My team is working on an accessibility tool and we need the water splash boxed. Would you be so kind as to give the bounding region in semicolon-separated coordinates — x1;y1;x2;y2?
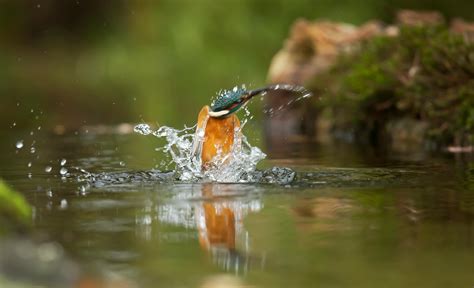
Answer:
267;83;312;96
16;140;24;149
59;167;68;176
134;121;265;182
262;84;313;116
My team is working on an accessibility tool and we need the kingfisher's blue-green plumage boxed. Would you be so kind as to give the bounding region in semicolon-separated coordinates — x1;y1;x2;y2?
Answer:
209;86;269;118
211;87;247;112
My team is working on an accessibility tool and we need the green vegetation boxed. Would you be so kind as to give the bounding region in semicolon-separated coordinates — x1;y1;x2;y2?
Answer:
311;25;474;146
0;180;31;234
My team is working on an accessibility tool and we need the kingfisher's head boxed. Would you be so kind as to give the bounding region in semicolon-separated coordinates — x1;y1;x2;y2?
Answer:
208;86;267;118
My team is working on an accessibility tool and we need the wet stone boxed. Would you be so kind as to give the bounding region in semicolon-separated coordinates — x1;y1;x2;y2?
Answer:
259;167;296;185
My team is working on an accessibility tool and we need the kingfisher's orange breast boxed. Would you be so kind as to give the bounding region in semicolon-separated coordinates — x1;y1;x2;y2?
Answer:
196;106;240;167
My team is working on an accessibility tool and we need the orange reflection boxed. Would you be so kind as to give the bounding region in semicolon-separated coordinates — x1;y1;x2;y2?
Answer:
197;184;236;251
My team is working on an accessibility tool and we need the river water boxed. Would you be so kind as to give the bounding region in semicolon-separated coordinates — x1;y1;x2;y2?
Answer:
0;126;473;287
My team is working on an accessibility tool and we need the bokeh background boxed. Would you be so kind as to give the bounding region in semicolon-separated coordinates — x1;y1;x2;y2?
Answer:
1;0;474;130
0;3;473;287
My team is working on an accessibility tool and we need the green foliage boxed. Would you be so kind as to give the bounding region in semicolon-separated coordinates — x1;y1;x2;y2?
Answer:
0;180;31;234
311;25;474;145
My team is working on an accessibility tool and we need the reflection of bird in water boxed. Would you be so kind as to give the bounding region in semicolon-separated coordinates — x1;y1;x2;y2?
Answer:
155;183;266;274
197;184;236;250
196;183;262;274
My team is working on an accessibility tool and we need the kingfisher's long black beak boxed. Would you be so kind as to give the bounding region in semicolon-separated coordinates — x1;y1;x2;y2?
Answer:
241;87;271;102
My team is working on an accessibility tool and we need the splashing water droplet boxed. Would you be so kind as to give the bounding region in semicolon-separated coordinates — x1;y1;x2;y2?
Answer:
16;140;24;149
27;162;32;168
59;199;68;210
45;166;52;173
260;84;314;117
28;173;32;179
134;124;153;135
60;159;67;166
46;190;53;197
30;147;36;154
119;161;126;167
60;167;68;175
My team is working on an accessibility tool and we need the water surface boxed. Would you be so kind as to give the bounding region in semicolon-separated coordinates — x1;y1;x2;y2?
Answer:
0;129;473;287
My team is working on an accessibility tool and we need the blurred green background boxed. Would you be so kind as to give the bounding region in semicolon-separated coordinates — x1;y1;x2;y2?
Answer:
1;0;474;130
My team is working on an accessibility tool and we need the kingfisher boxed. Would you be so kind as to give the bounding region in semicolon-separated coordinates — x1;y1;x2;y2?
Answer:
193;84;310;169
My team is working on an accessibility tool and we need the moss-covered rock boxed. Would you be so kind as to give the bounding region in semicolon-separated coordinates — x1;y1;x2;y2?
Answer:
309;24;474;148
